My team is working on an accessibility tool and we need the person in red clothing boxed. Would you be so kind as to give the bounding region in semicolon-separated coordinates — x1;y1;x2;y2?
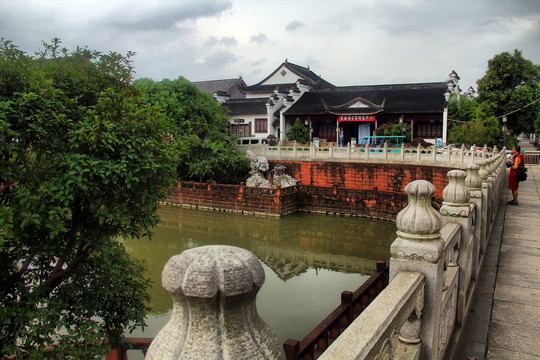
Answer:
507;145;524;205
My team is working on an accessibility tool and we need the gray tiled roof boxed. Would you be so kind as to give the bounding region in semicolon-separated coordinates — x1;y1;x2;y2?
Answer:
285;82;448;116
192;78;245;96
240;61;335;93
222;98;268;116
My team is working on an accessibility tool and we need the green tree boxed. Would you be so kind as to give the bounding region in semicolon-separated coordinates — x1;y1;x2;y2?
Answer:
374;122;411;145
176;135;251;184
0;39;178;358
287;118;309;144
448;98;502;147
477;49;540;134
448;95;479;124
133;77;250;184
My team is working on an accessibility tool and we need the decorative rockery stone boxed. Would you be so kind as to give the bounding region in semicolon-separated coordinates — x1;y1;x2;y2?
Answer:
146;245;285;360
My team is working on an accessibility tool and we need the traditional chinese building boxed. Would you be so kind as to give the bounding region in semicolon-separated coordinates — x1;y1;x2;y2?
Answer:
193;61;460;145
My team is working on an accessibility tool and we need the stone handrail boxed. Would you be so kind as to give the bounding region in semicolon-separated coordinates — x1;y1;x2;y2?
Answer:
318;148;507;359
283;261;389;360
237;142;496;166
318;271;425;360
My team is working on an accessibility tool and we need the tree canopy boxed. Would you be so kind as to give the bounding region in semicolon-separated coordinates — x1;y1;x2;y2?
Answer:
0;39;179;358
447;95;504;148
476;49;540;134
133;77;250;184
286;118;310;144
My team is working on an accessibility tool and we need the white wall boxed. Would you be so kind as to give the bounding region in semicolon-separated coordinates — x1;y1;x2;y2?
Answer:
230;114;269;138
262;65;302;85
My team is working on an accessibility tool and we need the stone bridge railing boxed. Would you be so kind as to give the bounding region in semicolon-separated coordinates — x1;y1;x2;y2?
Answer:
318;148;507;359
130;148;506;359
237;142;497;166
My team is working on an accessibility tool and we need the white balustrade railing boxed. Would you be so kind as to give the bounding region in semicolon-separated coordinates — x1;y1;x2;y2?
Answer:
318;149;507;359
238;142;497;166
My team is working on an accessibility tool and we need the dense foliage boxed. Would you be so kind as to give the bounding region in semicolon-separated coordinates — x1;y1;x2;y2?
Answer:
0;39;179;358
286;118;310;144
447;96;505;148
133;77;250;183
477;49;540;134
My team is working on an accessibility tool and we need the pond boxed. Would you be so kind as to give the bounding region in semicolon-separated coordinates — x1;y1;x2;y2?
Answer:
123;205;397;354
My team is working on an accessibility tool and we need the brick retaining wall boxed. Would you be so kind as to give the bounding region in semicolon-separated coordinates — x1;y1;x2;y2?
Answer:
298;184;407;219
166;181;299;216
270;160;450;200
164;162;452;218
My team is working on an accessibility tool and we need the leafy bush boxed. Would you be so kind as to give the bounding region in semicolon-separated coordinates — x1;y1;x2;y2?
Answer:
287;118;309;144
0;38;178;359
134;77;250;183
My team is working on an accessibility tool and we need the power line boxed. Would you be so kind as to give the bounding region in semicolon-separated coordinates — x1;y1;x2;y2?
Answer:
448;118;467;123
497;97;540;118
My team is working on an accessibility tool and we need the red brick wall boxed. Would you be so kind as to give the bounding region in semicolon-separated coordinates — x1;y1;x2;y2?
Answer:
166;182;299;216
270;160;451;201
298;184;407;219
165;162;453;218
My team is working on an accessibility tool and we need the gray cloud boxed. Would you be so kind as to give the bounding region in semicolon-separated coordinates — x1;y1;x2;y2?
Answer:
251;58;266;67
249;32;267;44
219;36;238;47
100;0;233;31
199;48;238;68
204;35;238;48
285;20;304;31
2;0;539;90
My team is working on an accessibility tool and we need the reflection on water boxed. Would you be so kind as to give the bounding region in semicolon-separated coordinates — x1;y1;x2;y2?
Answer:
123;205;396;345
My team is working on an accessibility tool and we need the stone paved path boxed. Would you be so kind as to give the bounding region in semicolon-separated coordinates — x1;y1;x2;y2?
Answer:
453;140;540;360
487;141;540;359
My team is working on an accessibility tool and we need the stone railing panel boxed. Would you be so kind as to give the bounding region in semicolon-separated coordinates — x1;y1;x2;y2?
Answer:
439;222;461;358
440;170;472;326
238;144;498;167
318;271;425;360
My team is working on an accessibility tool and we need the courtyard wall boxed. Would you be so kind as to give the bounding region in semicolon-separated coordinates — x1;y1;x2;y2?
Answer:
164;162;454;219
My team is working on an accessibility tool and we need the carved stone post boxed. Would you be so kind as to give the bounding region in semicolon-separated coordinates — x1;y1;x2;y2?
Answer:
487;157;498;208
492;154;504;214
390;180;444;360
465;164;483;281
146;245;284;360
495;151;506;198
485;158;497;223
478;160;490;248
440;170;472;326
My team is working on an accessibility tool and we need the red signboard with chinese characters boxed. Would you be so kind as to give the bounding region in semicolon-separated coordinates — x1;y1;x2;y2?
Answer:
338;115;376;122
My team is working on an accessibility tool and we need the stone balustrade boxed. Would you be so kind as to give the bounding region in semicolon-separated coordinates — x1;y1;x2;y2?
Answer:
317;148;507;359
317;271;425;360
237;142;495;166
147;148;507;360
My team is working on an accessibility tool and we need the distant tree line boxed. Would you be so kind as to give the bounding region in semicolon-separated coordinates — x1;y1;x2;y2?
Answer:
448;49;540;148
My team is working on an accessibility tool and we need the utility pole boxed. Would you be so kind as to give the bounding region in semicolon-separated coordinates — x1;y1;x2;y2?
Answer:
502;115;507;148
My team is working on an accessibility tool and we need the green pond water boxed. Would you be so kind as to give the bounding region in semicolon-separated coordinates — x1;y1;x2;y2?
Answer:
123;205;397;354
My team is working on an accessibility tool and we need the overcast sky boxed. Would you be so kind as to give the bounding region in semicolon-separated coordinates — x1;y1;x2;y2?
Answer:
2;0;540;91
